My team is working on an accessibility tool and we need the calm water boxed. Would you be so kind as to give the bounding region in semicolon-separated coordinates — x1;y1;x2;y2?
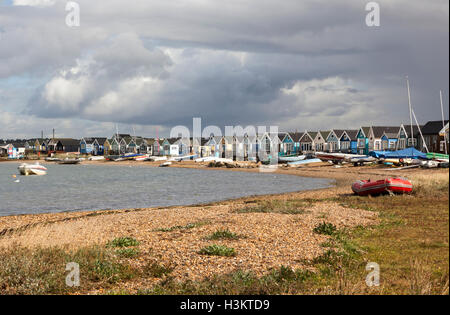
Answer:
0;163;332;216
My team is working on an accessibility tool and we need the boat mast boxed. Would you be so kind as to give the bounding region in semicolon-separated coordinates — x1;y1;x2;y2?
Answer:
406;76;414;147
440;90;448;155
411;108;429;153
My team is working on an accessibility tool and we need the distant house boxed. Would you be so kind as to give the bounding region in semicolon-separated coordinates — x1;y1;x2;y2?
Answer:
80;137;108;155
281;132;302;156
222;136;234;159
205;136;223;158
152;139;164;156
299;132;316;153
141;138;154;155
370;127;400;151
47;138;80;153
380;131;398;151
314;131;330;152
339;130;358;153
257;132;279;160
327;130;344;153
0;143;9;156
160;138;171;156
356;127;371;155
419;120;449;153
33;139;49;153
233;136;245;160
396;125;421;150
0;143;14;158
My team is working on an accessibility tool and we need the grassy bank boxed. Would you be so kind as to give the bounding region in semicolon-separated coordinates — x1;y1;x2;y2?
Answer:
0;171;448;295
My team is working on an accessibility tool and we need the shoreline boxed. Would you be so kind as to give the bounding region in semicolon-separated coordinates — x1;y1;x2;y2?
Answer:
0;159;444;224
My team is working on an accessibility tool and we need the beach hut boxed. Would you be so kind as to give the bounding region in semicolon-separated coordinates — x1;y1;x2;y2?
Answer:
280;131;303;155
327;130;346;152
370;127;400;151
205;136;221;158
380;131;398;151
48;138;80;153
257;132;280;160
356;127;371;155
299;132;316;153
33;138;49;153
398;124;422;150
314;131;330;152
338;130;358;153
419;120;449;153
152;139;163;156
80;137;97;154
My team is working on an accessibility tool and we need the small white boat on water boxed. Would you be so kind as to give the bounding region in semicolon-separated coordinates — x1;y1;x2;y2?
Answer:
18;163;48;176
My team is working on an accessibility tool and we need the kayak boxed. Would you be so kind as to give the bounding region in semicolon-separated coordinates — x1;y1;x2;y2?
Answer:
352;177;413;196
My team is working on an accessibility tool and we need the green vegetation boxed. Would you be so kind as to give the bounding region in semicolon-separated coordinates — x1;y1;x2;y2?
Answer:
143;262;175;278
205;229;240;240
235;199;312;215
106;237;139;248
115;248;140;258
313;222;337;236
0;245;138;294
198;244;237;257
154;221;208;232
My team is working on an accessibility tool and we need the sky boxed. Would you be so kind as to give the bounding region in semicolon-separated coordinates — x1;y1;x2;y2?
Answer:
0;0;448;139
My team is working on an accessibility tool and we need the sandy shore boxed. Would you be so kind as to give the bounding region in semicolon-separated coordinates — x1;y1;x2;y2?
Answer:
0;159;447;287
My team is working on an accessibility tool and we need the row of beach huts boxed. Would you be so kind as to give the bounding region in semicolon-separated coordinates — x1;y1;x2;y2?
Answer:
1;121;448;160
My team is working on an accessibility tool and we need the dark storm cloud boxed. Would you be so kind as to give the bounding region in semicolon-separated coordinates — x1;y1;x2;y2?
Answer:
0;0;448;138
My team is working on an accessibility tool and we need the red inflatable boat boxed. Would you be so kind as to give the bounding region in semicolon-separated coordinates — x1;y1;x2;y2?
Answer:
352;177;413;196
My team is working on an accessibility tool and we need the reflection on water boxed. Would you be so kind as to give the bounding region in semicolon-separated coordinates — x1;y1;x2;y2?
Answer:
0;163;332;216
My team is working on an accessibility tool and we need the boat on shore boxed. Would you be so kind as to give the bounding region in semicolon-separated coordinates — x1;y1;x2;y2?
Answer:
159;161;172;167
58;158;81;165
288;158;322;166
45;157;61;162
169;154;198;162
18;163;48;176
279;155;306;162
352;177;413;196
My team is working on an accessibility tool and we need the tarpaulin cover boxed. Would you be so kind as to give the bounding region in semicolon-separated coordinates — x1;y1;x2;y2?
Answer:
369;147;427;159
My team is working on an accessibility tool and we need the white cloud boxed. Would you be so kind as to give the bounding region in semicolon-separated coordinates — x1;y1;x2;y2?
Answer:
13;0;56;6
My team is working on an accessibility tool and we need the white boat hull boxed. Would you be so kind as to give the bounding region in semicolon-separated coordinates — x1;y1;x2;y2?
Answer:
18;163;47;176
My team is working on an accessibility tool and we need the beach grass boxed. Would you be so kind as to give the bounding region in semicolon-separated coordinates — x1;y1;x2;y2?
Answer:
198;244;237;257
204;229;240;240
235;199;311;215
0;245;139;294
